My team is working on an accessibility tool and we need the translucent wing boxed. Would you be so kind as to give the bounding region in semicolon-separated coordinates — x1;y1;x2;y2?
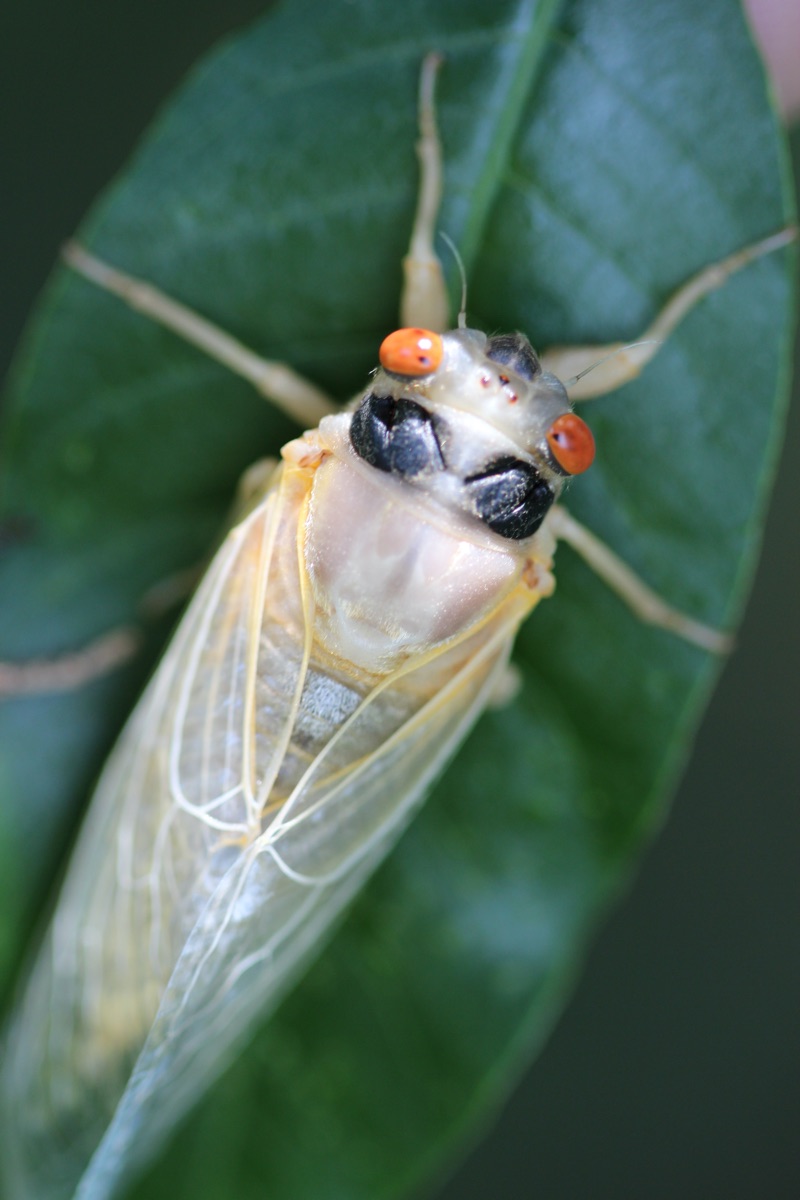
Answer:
2;461;530;1200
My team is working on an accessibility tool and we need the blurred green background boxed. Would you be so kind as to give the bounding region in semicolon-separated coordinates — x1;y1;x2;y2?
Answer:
1;4;797;1198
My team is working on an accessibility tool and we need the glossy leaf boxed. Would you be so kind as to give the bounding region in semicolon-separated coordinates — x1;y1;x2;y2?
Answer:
0;0;794;1197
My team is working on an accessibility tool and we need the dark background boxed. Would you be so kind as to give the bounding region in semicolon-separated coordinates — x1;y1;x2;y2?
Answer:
1;5;797;1198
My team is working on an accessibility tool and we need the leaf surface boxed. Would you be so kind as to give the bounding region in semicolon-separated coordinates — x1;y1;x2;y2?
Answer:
0;0;794;1197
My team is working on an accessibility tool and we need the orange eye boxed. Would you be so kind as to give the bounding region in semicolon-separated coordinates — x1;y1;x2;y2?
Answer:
379;328;443;377
545;413;595;475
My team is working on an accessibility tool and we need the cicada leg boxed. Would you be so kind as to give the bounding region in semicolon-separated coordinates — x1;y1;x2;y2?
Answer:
0;627;141;697
399;52;450;332
62;242;337;429
541;227;797;400
547;506;733;653
0;456;289;698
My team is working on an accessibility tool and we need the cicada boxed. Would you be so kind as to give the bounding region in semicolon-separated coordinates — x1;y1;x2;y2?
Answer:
0;52;792;1200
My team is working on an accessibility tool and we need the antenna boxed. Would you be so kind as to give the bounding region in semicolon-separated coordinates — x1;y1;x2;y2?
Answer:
439;232;468;328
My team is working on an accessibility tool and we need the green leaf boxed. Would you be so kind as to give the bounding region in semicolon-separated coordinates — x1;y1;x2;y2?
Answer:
0;0;794;1197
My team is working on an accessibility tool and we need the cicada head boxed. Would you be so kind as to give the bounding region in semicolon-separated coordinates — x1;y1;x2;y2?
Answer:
349;325;595;544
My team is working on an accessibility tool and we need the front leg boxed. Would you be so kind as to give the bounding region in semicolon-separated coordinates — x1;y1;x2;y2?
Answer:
541;228;796;400
399;52;450;333
63;243;337;429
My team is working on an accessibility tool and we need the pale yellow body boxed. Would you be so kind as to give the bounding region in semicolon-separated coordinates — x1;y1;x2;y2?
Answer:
4;405;552;1198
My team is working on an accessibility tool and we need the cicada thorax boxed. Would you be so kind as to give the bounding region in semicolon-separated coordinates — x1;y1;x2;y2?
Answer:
302;325;594;680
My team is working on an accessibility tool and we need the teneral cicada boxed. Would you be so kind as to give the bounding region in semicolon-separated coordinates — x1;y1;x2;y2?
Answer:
0;43;793;1200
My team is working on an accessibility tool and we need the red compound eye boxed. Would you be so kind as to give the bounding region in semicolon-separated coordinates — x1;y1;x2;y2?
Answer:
546;413;595;475
379;328;443;377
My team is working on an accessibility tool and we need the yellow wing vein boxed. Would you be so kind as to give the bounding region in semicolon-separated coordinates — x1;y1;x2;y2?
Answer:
252;472;317;817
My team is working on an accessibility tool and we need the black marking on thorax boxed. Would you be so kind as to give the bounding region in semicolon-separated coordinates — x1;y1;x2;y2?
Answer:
350;390;553;542
463;456;554;540
350;392;445;478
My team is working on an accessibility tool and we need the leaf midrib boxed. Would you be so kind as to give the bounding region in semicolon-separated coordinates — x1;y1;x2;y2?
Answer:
458;0;566;271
